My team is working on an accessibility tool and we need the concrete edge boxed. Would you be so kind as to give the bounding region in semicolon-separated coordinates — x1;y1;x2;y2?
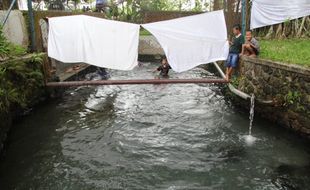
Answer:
242;56;310;77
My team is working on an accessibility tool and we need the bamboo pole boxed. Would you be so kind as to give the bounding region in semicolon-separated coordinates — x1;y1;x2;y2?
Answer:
46;78;229;87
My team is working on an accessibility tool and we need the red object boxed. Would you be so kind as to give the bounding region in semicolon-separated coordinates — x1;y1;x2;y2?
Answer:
46;78;228;87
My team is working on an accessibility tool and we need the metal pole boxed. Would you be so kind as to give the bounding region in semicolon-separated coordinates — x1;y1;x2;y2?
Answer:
241;0;246;36
1;0;18;26
213;61;251;100
213;62;226;79
27;0;36;52
46;78;229;87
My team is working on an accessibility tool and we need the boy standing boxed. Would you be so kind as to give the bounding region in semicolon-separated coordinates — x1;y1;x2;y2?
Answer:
225;24;244;81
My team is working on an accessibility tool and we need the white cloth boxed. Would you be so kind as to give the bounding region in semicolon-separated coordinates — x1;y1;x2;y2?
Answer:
48;15;140;70
17;0;28;10
142;10;229;73
251;0;310;29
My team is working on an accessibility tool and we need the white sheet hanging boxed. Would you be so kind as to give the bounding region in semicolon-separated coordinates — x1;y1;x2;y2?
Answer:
48;15;140;70
251;0;310;29
142;10;229;73
17;0;28;10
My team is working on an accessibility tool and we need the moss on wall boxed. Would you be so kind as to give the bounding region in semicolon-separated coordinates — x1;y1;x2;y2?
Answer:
0;53;47;154
0;54;45;113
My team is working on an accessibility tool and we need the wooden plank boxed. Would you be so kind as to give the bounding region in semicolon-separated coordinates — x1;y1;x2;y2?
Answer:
57;64;91;82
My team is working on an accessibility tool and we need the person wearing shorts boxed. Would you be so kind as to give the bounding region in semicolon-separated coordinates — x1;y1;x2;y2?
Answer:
225;24;244;81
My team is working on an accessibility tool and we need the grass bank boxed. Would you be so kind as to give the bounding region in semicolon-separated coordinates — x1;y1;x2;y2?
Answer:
139;29;309;67
259;39;310;67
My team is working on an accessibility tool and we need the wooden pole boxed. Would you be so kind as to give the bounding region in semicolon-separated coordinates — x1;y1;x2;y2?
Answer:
241;0;246;36
27;0;36;52
1;0;17;26
46;78;229;87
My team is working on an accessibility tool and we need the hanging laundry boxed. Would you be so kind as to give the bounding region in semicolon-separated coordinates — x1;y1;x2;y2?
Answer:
251;0;310;29
17;0;28;10
142;10;229;73
48;15;140;70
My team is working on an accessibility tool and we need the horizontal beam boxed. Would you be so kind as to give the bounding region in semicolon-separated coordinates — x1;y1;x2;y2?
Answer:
46;78;228;87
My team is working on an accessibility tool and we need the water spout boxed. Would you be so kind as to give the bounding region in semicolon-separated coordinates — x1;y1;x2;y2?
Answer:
249;94;255;136
243;94;256;146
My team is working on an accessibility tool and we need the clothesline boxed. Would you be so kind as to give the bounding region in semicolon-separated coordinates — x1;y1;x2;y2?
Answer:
48;10;229;73
251;0;310;29
48;4;310;73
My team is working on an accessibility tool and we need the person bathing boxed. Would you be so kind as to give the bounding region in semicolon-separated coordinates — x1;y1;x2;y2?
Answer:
225;24;244;81
154;56;172;77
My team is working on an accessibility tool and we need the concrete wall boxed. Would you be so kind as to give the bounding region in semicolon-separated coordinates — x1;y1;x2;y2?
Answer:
139;36;164;56
0;10;29;47
236;57;310;137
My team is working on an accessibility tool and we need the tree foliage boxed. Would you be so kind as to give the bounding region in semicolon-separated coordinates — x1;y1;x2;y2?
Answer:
0;27;26;60
0;28;44;113
0;56;44;113
106;0;210;22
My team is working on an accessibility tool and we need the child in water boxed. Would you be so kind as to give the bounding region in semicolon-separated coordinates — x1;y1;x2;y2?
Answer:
154;56;172;77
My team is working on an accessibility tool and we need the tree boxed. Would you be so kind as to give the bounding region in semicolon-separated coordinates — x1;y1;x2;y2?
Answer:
193;0;202;11
213;0;220;10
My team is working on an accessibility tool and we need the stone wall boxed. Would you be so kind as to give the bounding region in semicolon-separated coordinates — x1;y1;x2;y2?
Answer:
0;10;29;47
236;57;310;137
139;36;164;55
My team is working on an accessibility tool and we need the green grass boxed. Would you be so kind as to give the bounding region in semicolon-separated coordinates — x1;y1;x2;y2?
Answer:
259;39;310;67
140;29;152;36
0;27;26;59
138;29;309;67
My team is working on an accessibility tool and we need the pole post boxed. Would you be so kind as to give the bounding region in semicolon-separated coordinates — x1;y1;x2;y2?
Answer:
27;0;36;52
2;0;18;26
241;0;246;36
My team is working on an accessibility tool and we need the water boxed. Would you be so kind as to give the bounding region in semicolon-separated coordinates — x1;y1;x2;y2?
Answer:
249;94;255;136
0;63;310;190
243;94;256;146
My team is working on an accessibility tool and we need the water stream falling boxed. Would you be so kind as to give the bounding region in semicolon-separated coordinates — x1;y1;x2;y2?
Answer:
244;94;256;146
249;94;255;136
1;65;310;189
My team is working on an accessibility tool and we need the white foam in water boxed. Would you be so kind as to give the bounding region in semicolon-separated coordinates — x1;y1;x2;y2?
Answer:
183;109;207;115
85;98;105;111
244;94;257;146
243;135;257;146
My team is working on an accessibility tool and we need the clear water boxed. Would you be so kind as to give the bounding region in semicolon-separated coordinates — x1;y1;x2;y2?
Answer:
0;63;310;190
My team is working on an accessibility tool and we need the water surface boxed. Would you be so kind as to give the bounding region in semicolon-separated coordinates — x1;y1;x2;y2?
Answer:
0;63;309;190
